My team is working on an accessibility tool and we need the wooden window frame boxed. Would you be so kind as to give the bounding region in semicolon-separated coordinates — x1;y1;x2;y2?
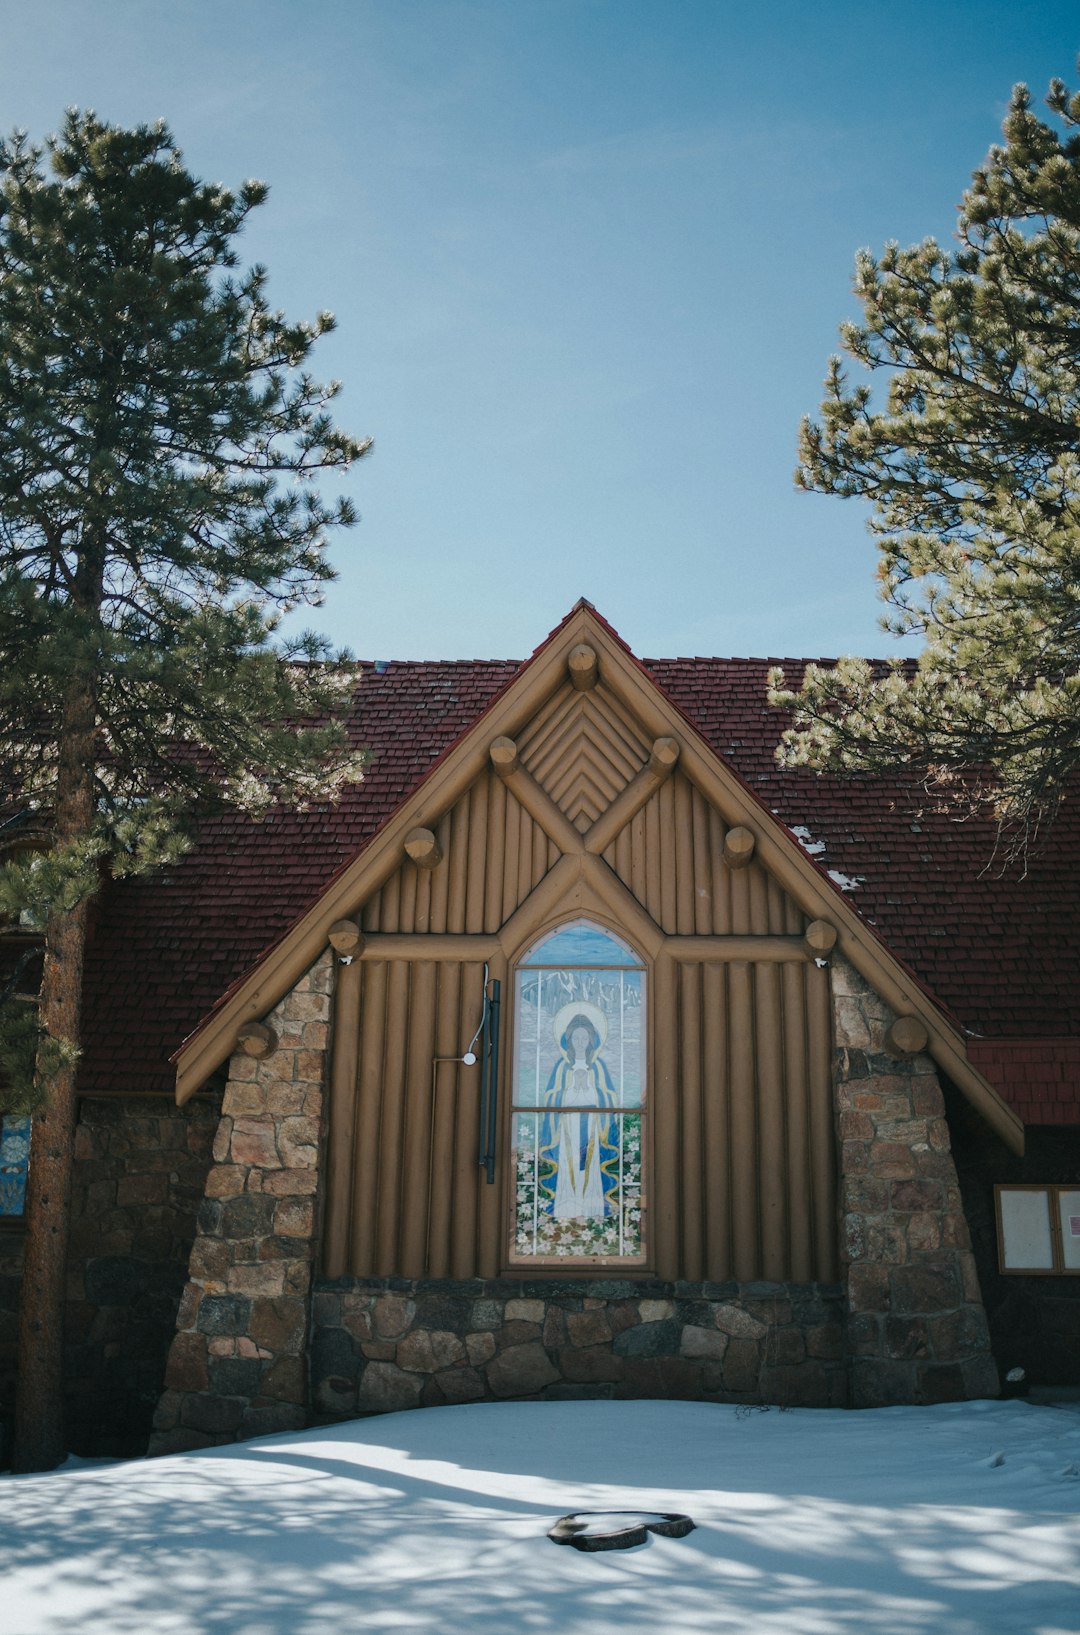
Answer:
994;1183;1080;1276
505;917;651;1273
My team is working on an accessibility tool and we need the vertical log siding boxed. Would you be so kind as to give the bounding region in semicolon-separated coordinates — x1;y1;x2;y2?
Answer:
326;683;837;1284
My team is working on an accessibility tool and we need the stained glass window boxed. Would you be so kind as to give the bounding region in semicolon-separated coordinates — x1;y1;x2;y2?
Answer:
0;1116;30;1217
0;837;41;1220
510;920;645;1264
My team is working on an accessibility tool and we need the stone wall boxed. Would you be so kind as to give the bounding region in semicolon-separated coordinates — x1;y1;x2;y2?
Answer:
1;1089;221;1465
149;953;331;1455
64;1092;223;1455
310;1277;847;1414
832;958;999;1405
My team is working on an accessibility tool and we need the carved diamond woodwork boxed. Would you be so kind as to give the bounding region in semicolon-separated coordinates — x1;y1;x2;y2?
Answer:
517;685;650;831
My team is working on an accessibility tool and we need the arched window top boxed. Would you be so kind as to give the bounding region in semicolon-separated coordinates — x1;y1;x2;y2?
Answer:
519;918;642;969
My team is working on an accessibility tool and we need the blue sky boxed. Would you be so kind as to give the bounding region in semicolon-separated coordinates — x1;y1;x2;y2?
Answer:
2;2;1078;660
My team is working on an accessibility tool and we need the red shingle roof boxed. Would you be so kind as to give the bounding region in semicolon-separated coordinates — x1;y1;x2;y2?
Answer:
967;1039;1080;1126
77;647;1080;1125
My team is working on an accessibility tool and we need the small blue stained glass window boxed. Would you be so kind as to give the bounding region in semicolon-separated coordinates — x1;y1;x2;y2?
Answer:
520;920;640;968
0;1115;30;1217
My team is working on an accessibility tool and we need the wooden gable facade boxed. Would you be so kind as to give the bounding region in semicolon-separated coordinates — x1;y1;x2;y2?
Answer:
139;605;1015;1451
319;640;838;1289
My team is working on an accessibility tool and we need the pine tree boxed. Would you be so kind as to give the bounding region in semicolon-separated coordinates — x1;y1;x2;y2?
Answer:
0;112;370;1470
770;69;1080;843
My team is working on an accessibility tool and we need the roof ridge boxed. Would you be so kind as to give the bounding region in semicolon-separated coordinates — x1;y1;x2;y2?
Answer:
294;652;909;669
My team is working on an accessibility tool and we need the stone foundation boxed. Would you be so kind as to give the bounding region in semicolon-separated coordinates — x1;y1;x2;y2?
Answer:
832;959;999;1405
311;1277;847;1415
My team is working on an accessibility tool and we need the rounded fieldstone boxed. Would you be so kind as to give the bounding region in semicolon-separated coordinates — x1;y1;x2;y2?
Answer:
415;1295;470;1332
373;1294;416;1338
915;1362;967;1405
613;1320;679;1359
505;1298;545;1324
84;1257;149;1306
712;1304;766;1341
357;1362;424;1413
396;1330;437;1373
466;1331;497;1366
680;1325;728;1361
195;1199;225;1238
721;1337;761;1393
892;1263;962;1316
179;1393;244;1434
928;1304;991;1360
764;1328;805;1366
260;1356;306;1404
196;1294;252;1336
314;1374;357;1415
220;1194;277;1239
429;1329;467;1369
239;1402;306;1438
558;1346;623;1384
434;1367;486;1404
849;1358;917;1408
149;1426;214;1456
565;1309;612;1348
208;1356;265;1398
311;1324;358;1383
249;1295;307;1354
468;1299;503;1331
163;1332;209;1394
486;1342;560;1398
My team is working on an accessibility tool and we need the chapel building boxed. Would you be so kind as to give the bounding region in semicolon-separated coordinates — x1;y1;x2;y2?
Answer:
1;602;1078;1459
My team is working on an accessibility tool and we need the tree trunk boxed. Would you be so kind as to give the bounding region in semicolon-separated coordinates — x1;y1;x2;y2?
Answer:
11;675;97;1473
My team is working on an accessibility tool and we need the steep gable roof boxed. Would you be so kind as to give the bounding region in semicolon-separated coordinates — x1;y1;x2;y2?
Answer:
75;604;1078;1140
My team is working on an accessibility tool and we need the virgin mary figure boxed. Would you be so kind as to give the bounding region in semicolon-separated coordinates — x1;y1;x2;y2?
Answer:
538;1001;620;1221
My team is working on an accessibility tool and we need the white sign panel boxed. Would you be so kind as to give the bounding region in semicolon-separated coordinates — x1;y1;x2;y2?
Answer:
999;1188;1054;1271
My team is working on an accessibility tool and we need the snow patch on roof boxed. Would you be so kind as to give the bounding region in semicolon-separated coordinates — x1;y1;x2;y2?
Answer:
828;868;866;892
790;823;827;856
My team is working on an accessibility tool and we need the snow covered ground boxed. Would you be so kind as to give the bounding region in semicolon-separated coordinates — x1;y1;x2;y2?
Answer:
2;1398;1079;1635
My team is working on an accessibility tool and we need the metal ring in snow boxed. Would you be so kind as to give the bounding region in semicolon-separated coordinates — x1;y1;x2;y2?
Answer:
547;1510;696;1552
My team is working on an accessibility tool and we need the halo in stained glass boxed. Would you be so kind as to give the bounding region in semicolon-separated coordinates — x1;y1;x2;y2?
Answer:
520;919;641;968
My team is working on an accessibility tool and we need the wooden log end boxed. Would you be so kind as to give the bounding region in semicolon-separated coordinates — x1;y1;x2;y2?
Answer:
802;919;838;960
885;1015;929;1058
723;825;756;869
568;644;599;691
328;919;364;957
404;826;443;869
489;736;519;777
649;736;680;775
236;1021;277;1059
